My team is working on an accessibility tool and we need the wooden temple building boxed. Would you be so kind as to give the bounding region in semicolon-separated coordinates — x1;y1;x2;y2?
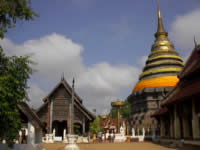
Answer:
127;2;184;131
100;115;117;133
152;42;200;146
36;77;95;137
100;115;129;135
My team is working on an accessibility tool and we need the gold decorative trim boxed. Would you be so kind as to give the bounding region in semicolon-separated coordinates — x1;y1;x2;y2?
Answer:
148;55;183;62
133;76;179;92
149;50;177;57
152;46;173;51
152;40;173;48
145;60;184;68
140;67;182;78
111;100;124;107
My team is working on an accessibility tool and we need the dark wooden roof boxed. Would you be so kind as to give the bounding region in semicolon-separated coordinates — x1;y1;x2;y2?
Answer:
164;80;200;106
43;78;82;103
37;78;95;121
36;101;48;114
18;102;44;128
152;44;200;118
151;107;168;118
162;44;200;106
178;44;200;80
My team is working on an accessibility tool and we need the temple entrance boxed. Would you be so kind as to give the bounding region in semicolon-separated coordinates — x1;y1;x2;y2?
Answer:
73;122;83;136
52;120;67;138
43;122;47;135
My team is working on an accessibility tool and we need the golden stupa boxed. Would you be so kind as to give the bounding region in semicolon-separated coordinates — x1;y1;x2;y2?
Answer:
127;1;184;130
133;2;184;92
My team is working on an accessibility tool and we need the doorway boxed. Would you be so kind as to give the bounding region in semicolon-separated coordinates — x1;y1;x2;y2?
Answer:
52;120;67;138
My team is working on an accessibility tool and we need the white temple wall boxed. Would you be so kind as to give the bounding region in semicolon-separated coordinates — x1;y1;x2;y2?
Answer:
0;122;43;150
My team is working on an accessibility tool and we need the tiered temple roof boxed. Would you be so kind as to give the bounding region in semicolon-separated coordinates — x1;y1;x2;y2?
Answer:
133;4;184;92
128;2;185;129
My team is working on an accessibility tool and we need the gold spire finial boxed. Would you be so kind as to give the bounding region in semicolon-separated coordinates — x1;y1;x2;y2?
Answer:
194;36;198;48
155;0;167;38
61;72;64;80
72;77;75;88
158;0;161;19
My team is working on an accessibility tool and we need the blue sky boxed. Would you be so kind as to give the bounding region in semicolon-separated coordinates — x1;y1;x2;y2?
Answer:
2;0;200;114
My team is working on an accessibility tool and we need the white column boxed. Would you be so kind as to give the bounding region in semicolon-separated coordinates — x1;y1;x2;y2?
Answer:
27;122;35;145
132;128;135;137
50;99;53;133
63;129;66;139
82;118;85;135
142;128;145;136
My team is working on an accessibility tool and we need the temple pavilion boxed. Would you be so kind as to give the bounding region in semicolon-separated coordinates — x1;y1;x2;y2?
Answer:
127;3;184;132
36;77;95;137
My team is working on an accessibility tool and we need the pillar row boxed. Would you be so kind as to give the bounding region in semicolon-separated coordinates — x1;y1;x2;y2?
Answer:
192;99;200;139
160;118;165;137
174;104;181;139
183;117;190;138
169;111;174;138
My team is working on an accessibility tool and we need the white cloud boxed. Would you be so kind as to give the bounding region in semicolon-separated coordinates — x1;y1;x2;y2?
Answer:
78;63;138;91
170;9;200;51
27;83;46;108
0;33;140;114
1;33;85;80
77;63;139;113
137;55;148;67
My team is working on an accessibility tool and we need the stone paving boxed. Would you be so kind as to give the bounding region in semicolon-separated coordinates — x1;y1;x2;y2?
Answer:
44;143;177;150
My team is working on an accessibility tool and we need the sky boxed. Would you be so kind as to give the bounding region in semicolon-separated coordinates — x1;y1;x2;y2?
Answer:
1;0;200;115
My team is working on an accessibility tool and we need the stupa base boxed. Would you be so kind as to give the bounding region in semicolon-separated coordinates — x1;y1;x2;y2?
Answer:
63;135;80;150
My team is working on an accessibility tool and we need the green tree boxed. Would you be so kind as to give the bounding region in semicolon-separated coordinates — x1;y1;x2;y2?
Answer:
0;0;39;38
89;116;102;134
110;106;117;118
120;99;131;118
0;0;38;146
110;99;131;119
0;48;35;146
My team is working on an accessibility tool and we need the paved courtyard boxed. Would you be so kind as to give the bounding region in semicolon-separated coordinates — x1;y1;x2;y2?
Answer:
44;143;177;150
